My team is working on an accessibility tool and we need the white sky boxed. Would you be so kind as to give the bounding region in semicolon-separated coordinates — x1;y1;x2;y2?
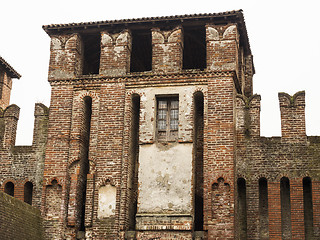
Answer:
0;0;319;145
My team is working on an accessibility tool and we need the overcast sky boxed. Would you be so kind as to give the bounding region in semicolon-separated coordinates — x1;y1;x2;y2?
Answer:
1;0;319;145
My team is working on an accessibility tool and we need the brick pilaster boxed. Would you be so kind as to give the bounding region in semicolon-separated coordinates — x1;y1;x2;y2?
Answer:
268;182;282;239
291;178;305;239
205;76;235;239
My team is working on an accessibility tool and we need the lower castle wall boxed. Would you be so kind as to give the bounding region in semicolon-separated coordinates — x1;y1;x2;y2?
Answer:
236;136;320;239
0;191;43;240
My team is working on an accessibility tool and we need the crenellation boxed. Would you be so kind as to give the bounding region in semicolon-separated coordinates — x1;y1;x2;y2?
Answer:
152;26;183;73
206;24;239;72
244;54;254;96
48;34;83;80
236;94;261;138
279;91;306;143
3;104;20;148
32;103;49;147
100;30;132;76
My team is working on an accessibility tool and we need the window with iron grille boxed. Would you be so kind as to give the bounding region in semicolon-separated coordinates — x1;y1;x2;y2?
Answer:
157;97;179;141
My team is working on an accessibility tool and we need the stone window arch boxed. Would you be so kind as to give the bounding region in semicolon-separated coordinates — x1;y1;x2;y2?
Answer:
280;177;291;239
24;181;33;205
4;181;14;196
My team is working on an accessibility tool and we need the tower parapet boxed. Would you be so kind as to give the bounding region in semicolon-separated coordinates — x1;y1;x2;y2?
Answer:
278;91;306;143
100;30;132;76
32;103;49;147
48;34;83;80
236;94;261;139
2;104;20;148
206;24;238;72
152;26;183;73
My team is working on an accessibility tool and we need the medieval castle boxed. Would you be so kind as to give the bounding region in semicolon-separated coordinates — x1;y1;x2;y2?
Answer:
0;10;319;240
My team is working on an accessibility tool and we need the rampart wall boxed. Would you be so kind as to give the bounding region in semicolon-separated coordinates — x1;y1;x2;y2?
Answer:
0;191;44;239
236;91;320;239
0;103;49;208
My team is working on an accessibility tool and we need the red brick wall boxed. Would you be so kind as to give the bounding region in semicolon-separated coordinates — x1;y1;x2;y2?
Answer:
0;103;48;209
0;71;12;110
0;12;314;240
279;91;306;143
100;30;131;76
236;91;320;240
0;191;43;239
48;34;82;80
205;75;236;239
152;26;183;73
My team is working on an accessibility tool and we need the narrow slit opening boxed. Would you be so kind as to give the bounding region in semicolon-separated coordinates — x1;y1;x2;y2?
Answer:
303;177;314;239
237;177;247;239
280;177;292;239
259;178;269;239
194;91;204;230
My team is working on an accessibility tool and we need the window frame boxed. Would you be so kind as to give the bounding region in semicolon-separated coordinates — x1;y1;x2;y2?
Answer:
156;95;179;142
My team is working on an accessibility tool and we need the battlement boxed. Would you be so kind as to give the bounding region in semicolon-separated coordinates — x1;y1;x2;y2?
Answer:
0;102;48;209
278;91;306;143
0;103;49;148
43;10;254;96
237;90;307;143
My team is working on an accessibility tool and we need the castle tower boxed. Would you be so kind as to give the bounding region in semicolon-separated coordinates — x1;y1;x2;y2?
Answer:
2;11;320;240
42;10;254;239
0;56;21;109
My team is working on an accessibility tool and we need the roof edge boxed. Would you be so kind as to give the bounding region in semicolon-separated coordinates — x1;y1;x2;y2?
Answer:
43;10;243;32
0;56;21;79
42;9;252;55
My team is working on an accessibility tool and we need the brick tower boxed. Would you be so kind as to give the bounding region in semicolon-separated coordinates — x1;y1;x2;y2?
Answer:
21;10;319;240
41;10;254;239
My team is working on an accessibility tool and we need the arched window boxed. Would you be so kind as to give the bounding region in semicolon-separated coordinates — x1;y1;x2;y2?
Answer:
280;177;291;239
259;177;268;239
4;182;14;196
24;181;33;205
303;177;314;239
237;177;247;239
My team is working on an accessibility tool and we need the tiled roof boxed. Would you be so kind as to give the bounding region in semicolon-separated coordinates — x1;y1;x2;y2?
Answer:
0;56;21;79
42;10;251;55
43;10;243;30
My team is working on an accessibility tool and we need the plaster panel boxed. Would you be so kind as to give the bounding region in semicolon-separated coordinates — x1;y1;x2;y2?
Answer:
97;184;116;218
138;143;193;213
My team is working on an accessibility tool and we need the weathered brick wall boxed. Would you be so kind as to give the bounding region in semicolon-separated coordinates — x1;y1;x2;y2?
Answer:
40;11;310;240
236;91;320;239
0;11;313;240
152;26;183;73
100;30;131;76
0;103;49;208
205;75;236;239
0;191;43;239
48;34;82;80
0;70;12;110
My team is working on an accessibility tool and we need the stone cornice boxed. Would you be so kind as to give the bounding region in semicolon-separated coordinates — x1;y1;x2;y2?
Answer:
48;71;237;88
